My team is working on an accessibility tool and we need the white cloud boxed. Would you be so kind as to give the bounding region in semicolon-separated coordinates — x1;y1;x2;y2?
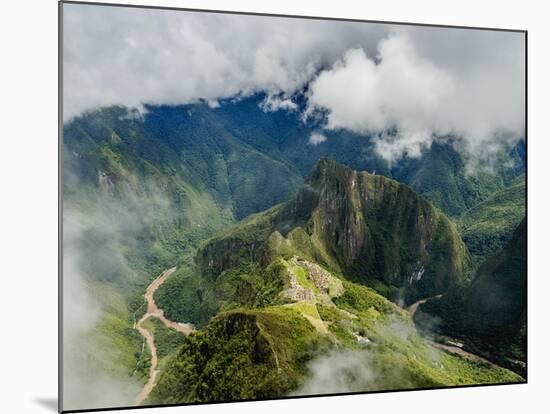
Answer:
62;4;385;120
293;349;379;395
260;94;298;112
308;132;328;145
306;32;525;164
62;212;141;410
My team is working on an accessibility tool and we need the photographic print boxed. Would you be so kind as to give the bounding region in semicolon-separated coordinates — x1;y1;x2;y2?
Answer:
60;2;526;412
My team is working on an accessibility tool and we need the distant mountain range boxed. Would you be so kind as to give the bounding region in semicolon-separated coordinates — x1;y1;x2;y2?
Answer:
65;94;525;220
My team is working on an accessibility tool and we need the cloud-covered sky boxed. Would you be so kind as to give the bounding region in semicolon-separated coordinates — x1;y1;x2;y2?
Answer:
63;3;525;163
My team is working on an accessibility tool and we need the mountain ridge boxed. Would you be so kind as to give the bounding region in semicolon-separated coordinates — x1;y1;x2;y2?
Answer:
190;158;471;312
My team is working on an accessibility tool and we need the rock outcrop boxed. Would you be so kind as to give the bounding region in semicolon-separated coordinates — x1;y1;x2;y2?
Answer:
197;159;471;304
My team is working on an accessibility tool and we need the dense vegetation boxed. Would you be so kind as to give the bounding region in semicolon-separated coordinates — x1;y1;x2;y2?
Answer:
213;96;525;218
62;100;306;399
148;308;329;403
63;96;525;409
141;318;187;361
391;142;524;217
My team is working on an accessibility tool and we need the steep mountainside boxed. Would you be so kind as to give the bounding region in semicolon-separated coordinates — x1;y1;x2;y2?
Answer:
416;219;526;374
302;158;472;301
65;105;303;222
150;284;520;404
391;142;524;217
68;95;525;220
458;175;525;262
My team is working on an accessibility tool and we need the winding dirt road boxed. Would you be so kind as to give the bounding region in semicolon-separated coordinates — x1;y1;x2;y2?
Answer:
406;294;442;318
134;267;194;406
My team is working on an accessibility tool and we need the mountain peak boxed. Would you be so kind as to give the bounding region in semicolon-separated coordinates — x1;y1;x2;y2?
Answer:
308;157;355;186
311;157;345;172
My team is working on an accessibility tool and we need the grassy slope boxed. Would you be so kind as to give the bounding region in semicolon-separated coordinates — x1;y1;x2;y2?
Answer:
215;96;525;219
229;161;468;300
156;160;472;326
148;307;329;404
62;280;151;409
391;141;525;217
63;138;228;390
141;318;187;363
155;204;287;327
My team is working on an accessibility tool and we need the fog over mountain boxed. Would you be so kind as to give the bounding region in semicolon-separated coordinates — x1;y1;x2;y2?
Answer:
63;4;524;165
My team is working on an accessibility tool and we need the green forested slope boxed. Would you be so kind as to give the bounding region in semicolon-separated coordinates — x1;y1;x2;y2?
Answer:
150;293;520;404
149;202;520;404
391;142;523;217
458;175;525;262
214;97;525;218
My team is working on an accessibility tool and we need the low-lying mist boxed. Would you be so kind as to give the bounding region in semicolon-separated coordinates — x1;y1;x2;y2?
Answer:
294;349;383;395
294;315;442;396
63;210;141;410
62;164;180;410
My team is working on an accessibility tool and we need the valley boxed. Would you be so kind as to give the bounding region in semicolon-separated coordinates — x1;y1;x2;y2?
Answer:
62;100;526;410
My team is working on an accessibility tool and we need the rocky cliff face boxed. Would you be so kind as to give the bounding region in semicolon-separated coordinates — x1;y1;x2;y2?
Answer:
293;159;471;302
197;159;471;304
